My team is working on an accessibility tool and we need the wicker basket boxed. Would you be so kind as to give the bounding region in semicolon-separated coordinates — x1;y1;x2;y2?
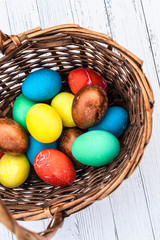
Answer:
0;24;154;240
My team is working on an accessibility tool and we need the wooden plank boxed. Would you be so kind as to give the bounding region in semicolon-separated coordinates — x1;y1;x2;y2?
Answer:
0;223;14;240
53;201;117;240
13;220;47;240
140;0;160;82
110;171;155;240
4;0;40;34
0;2;11;32
35;0;74;28
69;0;112;35
104;0;160;239
75;199;117;240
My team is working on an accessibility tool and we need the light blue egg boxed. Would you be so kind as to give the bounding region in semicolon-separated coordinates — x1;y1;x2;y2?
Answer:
89;106;128;138
26;135;57;165
22;68;62;101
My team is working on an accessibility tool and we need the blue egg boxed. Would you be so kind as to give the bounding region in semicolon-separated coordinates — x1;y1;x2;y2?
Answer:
26;135;57;165
89;106;128;138
22;68;62;101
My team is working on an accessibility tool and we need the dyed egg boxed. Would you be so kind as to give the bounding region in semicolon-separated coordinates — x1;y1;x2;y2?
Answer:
71;130;120;166
13;94;37;132
59;128;86;169
26;103;62;143
34;149;76;187
0;118;28;155
68;68;107;94
26;135;57;165
72;85;108;129
0;152;4;159
51;92;76;127
89;107;128;138
22;68;62;101
0;153;30;188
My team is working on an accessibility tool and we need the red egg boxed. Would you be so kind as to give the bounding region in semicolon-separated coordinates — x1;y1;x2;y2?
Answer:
68;68;107;94
0;152;4;159
34;149;76;187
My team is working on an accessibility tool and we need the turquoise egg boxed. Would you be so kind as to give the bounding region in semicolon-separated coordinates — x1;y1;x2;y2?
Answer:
89;106;128;138
22;68;62;101
71;130;120;166
26;135;57;165
13;94;37;132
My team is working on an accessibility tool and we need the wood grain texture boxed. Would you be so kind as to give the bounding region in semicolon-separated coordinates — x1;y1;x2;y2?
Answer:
141;0;160;82
5;0;40;34
104;1;160;239
36;0;74;27
0;0;160;239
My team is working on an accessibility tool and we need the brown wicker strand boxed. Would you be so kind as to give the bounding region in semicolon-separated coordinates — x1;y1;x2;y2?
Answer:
0;24;154;239
0;199;63;240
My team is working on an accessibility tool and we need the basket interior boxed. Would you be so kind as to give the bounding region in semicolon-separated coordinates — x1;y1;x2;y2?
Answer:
0;31;145;218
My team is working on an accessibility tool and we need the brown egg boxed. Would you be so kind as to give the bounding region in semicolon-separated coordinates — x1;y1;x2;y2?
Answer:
72;85;108;129
59;128;86;169
0;118;28;155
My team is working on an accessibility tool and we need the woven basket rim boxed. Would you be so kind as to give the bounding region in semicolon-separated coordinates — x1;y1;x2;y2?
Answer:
0;24;154;224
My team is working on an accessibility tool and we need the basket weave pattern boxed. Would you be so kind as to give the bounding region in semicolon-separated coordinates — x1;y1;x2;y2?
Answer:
0;25;154;239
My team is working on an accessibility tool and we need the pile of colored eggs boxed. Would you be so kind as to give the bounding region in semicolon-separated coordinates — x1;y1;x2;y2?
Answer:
0;67;128;188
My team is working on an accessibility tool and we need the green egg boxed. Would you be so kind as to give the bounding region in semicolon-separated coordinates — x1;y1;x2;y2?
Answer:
71;130;120;166
13;94;37;132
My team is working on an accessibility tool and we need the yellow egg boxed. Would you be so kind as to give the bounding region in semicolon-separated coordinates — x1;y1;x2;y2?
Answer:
0;154;30;188
51;92;76;127
26;103;62;143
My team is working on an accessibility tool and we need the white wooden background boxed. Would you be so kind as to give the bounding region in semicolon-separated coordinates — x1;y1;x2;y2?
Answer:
0;0;160;239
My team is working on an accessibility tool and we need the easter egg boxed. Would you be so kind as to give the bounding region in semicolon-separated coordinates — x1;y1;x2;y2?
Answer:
22;68;62;101
0;118;28;155
13;94;37;132
71;130;120;166
34;149;76;187
26;103;62;143
26;135;57;165
68;68;107;94
59;128;86;169
0;153;30;188
0;152;4;159
51;92;76;127
89;107;128;138
72;85;108;129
